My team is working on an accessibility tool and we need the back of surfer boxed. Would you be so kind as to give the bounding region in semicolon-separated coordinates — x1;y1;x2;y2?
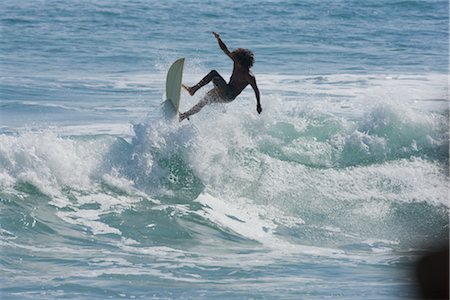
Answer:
179;32;261;121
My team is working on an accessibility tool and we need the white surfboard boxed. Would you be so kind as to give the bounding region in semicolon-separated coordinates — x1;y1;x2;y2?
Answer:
165;58;185;115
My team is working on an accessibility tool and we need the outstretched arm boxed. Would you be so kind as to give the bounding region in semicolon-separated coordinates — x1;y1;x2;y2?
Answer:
249;75;262;114
213;32;234;60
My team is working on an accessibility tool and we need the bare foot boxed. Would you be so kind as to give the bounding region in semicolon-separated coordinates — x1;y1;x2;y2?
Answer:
182;84;195;96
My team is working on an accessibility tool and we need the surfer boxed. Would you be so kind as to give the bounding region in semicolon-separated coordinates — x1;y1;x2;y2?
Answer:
179;32;261;121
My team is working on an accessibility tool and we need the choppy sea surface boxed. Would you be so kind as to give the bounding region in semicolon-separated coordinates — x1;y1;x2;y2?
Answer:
1;1;448;299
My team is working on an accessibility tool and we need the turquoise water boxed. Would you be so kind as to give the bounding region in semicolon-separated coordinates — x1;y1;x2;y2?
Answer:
1;1;449;299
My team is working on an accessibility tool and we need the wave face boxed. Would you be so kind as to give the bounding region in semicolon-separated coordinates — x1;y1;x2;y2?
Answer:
1;94;448;299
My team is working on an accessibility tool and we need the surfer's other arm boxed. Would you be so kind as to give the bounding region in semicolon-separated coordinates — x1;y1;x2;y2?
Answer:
213;32;233;60
249;74;262;114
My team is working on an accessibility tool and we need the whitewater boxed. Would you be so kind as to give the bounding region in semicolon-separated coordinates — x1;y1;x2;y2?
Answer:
1;0;448;299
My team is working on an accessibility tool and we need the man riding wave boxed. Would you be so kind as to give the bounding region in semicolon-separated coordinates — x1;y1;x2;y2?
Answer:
179;32;262;121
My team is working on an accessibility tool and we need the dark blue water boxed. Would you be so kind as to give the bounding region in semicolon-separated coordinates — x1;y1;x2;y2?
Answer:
1;1;448;299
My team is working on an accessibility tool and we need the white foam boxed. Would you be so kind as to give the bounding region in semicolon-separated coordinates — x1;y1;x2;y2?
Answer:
0;171;16;188
194;192;345;259
57;208;122;235
0;130;112;197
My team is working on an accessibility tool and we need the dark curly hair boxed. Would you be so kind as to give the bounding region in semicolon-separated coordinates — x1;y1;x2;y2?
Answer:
232;48;254;68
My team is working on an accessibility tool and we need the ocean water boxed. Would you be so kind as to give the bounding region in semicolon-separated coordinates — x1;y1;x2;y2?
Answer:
1;0;449;299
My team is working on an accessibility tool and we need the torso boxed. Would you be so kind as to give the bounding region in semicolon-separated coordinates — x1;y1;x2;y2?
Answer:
228;62;252;98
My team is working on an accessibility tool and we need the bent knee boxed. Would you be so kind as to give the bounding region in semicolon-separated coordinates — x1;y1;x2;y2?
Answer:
209;70;219;77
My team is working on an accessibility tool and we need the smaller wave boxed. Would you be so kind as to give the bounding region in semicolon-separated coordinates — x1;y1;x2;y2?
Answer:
1;17;36;25
0;101;81;114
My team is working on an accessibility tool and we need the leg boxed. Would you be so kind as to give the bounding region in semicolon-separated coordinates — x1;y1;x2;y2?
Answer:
183;70;226;96
179;96;209;121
